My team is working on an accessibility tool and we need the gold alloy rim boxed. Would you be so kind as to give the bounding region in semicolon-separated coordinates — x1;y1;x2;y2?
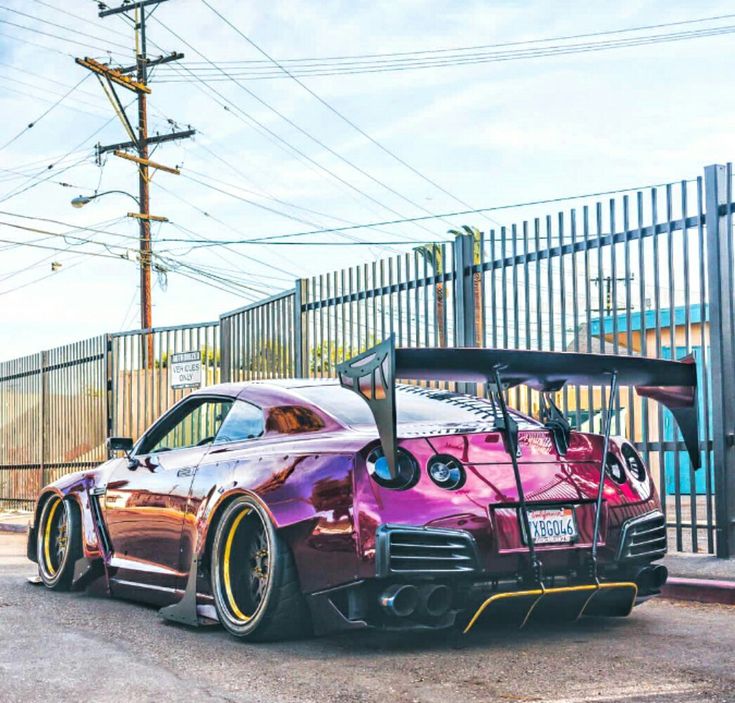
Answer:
222;506;270;623
42;497;67;578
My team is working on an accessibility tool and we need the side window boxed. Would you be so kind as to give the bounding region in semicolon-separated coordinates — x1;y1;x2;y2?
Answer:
140;398;233;454
213;400;264;444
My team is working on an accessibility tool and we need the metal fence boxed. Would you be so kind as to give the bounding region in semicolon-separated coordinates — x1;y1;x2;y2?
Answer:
1;163;734;557
109;322;221;440
0;337;107;509
220;291;296;382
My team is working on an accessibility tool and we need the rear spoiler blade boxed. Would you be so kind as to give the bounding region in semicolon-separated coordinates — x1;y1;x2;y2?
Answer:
336;336;700;477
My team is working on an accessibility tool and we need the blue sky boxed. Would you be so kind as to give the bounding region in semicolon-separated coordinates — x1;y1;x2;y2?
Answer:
1;0;734;358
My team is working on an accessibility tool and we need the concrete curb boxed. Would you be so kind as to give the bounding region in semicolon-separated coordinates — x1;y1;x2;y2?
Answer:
661;576;735;606
0;522;28;534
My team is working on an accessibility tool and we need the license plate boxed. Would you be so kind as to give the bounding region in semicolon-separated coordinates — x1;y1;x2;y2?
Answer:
523;506;578;545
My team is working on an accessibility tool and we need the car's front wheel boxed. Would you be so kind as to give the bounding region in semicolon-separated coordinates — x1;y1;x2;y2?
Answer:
210;495;310;641
36;495;82;590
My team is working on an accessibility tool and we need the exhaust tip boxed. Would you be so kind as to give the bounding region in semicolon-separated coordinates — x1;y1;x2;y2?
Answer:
379;584;419;617
651;564;668;589
635;566;654;593
419;584;453;618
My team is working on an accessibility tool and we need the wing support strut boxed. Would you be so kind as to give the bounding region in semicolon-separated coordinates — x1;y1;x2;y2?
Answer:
590;370;619;580
490;365;543;586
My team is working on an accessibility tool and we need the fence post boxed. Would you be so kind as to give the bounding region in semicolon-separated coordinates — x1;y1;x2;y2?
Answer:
704;163;735;558
293;280;305;377
220;316;230;383
104;334;113;457
40;350;49;488
452;233;477;348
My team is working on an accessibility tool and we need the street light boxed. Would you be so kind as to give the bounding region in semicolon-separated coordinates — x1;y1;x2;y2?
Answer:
69;188;153;345
70;190;140;208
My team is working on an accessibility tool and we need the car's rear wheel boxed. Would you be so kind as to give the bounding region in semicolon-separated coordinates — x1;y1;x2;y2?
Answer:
36;495;82;590
210;495;310;641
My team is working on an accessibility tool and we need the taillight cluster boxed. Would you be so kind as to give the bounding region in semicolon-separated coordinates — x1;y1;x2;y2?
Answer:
606;444;648;485
365;447;466;491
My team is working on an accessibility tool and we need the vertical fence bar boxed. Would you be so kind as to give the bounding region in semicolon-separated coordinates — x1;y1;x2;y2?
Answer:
704;163;735;557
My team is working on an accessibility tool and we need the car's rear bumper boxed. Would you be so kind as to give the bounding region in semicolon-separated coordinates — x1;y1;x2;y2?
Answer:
306;513;667;635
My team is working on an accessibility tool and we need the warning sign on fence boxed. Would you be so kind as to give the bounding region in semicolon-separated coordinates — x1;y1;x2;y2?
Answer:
170;351;202;389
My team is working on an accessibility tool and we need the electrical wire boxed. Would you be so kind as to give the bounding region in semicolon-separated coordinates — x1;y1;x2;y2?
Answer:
166;17;735;80
0;5;134;55
0;74;92;152
158;178;687;246
200;0;503;230
180;12;735;64
150;15;459;239
0;109;124;203
32;0;131;41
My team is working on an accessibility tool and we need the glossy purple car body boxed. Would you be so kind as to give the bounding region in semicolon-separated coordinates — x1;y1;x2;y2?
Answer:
26;343;698;638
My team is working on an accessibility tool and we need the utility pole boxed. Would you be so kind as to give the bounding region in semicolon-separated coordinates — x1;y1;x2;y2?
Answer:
591;274;635;315
76;0;194;341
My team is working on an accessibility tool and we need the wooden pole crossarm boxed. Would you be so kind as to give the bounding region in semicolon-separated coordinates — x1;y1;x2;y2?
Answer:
127;212;169;223
113;150;180;175
75;57;151;94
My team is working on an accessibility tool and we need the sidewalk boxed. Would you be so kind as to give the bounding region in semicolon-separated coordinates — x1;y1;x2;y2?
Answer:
661;553;735;606
0;511;32;534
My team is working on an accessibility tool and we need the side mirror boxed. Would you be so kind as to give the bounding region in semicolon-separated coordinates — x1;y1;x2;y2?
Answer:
107;437;134;454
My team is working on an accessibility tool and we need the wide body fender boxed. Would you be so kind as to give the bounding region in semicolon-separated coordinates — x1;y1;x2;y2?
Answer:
28;460;120;563
186;443;360;594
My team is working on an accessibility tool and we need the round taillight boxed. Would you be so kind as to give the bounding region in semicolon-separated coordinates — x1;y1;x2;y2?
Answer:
621;443;646;481
365;446;419;490
427;455;466;490
605;452;626;484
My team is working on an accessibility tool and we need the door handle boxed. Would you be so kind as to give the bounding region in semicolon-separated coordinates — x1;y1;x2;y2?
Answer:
176;467;194;477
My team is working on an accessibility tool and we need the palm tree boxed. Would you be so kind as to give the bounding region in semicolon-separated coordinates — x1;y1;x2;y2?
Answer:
447;225;483;346
414;243;447;346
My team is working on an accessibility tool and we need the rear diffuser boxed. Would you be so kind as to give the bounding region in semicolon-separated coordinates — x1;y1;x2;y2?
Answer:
463;581;638;634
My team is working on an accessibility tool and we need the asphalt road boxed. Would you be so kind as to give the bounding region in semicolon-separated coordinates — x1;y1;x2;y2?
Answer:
1;533;734;703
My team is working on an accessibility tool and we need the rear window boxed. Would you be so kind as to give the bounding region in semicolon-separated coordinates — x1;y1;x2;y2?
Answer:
296;384;539;429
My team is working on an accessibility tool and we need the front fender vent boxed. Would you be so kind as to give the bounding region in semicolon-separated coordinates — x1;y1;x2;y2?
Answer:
376;525;479;577
618;511;667;561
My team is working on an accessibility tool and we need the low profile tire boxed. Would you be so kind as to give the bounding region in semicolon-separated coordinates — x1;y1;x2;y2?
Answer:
211;495;310;642
36;495;82;591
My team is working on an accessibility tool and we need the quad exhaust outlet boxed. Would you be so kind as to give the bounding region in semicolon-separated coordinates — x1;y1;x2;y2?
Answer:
379;584;419;617
379;583;453;619
634;564;668;593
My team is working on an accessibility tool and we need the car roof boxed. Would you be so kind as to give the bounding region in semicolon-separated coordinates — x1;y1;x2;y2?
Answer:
188;378;340;404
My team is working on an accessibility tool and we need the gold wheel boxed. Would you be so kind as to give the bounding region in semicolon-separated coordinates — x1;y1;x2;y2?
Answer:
36;495;80;590
38;496;70;582
219;504;271;625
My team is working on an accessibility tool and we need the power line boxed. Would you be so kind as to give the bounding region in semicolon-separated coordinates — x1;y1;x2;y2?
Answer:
179;12;735;64
0;110;123;203
182;141;419;243
32;0;131;40
164;18;735;80
0;16;134;58
0;74;92;152
150;15;457;239
0;75;109;121
159;178;689;246
200;0;503;230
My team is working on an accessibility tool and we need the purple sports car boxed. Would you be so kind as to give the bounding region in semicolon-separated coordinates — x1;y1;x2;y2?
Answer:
26;338;698;640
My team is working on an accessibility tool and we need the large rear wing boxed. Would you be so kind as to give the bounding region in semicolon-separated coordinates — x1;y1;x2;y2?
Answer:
336;336;700;477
